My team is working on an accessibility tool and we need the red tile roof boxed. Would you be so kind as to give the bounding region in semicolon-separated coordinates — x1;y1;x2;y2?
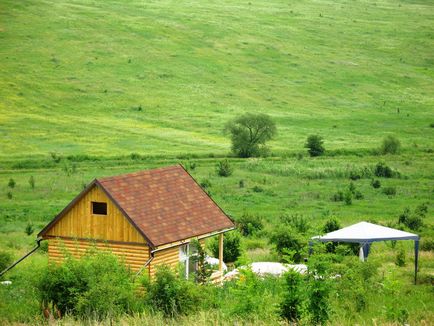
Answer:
96;165;234;247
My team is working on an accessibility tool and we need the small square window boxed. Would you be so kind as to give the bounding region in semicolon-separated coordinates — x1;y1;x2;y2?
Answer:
92;202;107;215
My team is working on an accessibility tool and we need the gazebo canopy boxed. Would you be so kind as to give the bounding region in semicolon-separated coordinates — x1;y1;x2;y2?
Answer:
312;221;419;243
311;221;420;284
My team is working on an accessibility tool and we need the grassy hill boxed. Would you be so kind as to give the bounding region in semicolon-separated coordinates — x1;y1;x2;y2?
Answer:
0;0;433;324
1;0;433;158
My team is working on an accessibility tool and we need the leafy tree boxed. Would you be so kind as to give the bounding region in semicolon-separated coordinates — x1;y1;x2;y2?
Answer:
381;135;401;154
225;113;277;158
190;239;212;284
236;213;263;236
270;228;305;263
209;231;241;263
305;135;325;157
323;218;341;233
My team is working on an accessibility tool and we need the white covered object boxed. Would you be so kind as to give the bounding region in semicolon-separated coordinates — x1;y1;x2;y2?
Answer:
205;256;227;271
312;221;418;242
223;262;307;281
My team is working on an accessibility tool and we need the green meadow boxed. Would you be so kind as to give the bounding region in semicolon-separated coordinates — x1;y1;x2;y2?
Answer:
0;0;433;324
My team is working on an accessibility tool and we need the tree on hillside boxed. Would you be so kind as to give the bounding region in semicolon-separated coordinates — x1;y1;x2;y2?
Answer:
305;135;325;157
225;113;277;158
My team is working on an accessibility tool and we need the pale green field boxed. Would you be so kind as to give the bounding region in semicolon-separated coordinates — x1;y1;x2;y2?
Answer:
1;0;433;158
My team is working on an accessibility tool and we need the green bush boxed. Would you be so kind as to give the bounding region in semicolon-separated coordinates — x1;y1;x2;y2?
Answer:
305;135;325;157
236;213;263;236
323;218;341;233
420;238;434;251
371;179;381;188
280;270;304;322
307;275;330;325
270;228;306;263
280;214;310;234
344;191;352;205
395;248;406;267
28;176;35;189
199;178;212;189
398;204;427;231
209;231;242;263
24;222;34;236
382;186;396;196
381;135;401;154
216;159;233;177
8;178;16;188
144;265;201;317
6;191;13;200
0;251;13;272
374;162;397;178
331;191;344;202
37;250;137;319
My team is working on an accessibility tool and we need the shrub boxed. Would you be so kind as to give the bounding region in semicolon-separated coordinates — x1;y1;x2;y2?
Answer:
280;214;310;234
421;239;434;251
37;251;136;319
395;248;406;267
200;179;212;189
305;135;325;157
252;185;263;193
144;265;201;317
0;251;13;272
307;276;330;325
25;222;34;236
374;162;396;178
190;239;212;284
29;176;35;189
344;191;352;205
331;191;344;202
323;218;341;233
6;192;12;200
239;179;245;188
216;159;233;177
280;270;304;322
348;182;356;194
209;231;241;263
382;186;397;196
8;178;16;188
270;228;306;263
371;179;381;188
381;135;401;154
354;190;364;200
224;113;277;158
236;213;263;236
398;204;427;231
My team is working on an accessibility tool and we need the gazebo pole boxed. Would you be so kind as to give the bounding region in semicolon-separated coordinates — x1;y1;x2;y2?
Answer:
414;239;419;285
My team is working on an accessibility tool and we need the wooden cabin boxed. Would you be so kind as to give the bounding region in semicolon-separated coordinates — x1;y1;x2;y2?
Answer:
37;165;235;280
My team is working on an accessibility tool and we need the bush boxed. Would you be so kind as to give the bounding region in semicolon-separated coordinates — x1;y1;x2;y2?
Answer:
236;213;263;236
421;239;434;251
382;186;397;196
280;214;310;234
371;179;381;188
216;159;233;177
190;239;212;284
8;178;16;188
25;222;34;236
395;248;406;267
270;228;306;263
200;179;212;189
381;135;401;154
354;190;364;200
398;204;427;231
239;179;245;188
374;162;396;178
28;176;35;189
209;231;241;263
0;251;13;272
37;251;137;319
323;218;341;233
344;191;352;205
144;265;202;317
307;275;330;325
331;191;344;202
252;185;263;193
6;192;12;200
305;135;325;157
224;113;277;158
280;270;304;322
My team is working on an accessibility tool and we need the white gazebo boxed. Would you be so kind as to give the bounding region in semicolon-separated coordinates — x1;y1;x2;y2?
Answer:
311;221;420;284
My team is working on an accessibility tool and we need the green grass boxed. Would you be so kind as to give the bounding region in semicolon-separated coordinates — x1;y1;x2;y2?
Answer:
1;0;433;158
0;0;433;324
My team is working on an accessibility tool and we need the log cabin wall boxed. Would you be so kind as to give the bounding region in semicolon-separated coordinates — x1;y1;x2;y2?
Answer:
44;185;146;243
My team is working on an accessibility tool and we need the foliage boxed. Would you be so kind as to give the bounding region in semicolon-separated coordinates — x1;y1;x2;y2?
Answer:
371;179;381;188
381;135;401;154
420;238;434;251
280;214;310;234
236;212;263;236
280;270;304;322
144;265;201;317
382;186;397;196
305;135;325;157
270;228;306;263
374;162;397;178
28;176;35;189
225;113;277;158
190;239;212;284
395;247;406;267
398;204;427;231
24;222;34;236
0;251;13;273
323;218;341;233
209;231;241;263
6;192;12;200
331;191;344;202
199;179;212;189
344;191;352;205
8;178;16;189
216;159;233;177
307;274;331;325
36;250;136;319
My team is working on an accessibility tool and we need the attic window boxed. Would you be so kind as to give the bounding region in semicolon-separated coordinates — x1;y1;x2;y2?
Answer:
92;202;107;215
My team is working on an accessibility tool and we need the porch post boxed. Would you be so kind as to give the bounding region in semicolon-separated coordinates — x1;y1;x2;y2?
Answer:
219;233;224;273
